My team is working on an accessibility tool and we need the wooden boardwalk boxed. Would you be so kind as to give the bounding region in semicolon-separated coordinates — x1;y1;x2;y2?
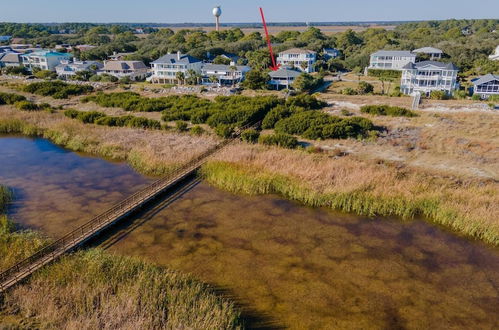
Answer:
0;136;235;293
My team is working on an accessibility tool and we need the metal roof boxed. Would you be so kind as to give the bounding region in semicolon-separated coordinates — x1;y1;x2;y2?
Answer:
472;74;499;86
371;50;415;57
269;68;302;78
279;48;316;55
412;47;444;54
152;53;202;65
402;60;458;71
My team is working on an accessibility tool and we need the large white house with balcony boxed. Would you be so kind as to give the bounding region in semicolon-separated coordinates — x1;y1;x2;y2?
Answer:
201;63;250;85
400;61;459;96
21;51;73;72
369;50;416;71
276;48;317;73
150;52;202;84
472;74;499;99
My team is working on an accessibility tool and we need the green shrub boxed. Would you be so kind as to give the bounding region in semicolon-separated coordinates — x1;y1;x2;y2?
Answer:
175;120;188;132
214;124;235;138
360;105;417;117
189;125;205;136
258;133;298;149
429;90;448;100
357;81;374;94
241;129;260;143
471;94;482;101
34;70;57;80
275;111;375;140
23;81;93;99
63;109;80;118
77;111;106;124
341;88;357;95
340;109;352;116
14;100;39;111
126;117;161;129
0;92;26;105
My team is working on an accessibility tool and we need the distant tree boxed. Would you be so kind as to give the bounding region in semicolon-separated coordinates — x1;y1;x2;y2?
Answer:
242;69;269;90
213;55;230;65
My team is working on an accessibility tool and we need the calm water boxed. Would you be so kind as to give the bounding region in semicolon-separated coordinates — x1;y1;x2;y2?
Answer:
1;136;498;329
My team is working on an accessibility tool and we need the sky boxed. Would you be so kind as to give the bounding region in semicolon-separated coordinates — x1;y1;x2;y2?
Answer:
2;0;499;23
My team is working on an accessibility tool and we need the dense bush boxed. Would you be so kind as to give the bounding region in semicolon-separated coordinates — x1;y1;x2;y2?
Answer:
0;92;26;105
275;111;375;140
34;70;57;80
429;90;449;100
189;125;205;136
241;129;260;143
175;120;188;132
341;88;357;95
2;66;29;76
258;133;298;149
360;105;417;117
23;81;93;99
14;100;40;111
64;109;160;129
357;81;374;94
214;124;235;138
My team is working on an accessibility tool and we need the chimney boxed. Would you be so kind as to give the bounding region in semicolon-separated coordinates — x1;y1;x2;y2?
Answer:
177;51;181;60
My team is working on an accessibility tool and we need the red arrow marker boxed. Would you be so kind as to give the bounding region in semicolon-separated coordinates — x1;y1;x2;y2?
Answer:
260;7;280;71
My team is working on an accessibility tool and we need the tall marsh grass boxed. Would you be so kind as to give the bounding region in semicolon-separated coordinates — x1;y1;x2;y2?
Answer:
201;160;499;246
4;250;242;329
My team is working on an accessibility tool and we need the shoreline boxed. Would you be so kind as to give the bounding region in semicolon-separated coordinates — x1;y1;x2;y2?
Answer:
0;106;497;248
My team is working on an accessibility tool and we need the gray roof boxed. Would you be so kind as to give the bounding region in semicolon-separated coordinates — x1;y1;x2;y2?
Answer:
371;50;415;57
412;47;443;54
202;63;250;72
0;52;21;63
152;53;202;64
472;74;499;86
402;60;458;71
102;61;148;71
269;68;302;78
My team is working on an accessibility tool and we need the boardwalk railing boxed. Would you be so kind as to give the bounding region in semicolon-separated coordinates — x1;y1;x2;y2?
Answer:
0;123;255;293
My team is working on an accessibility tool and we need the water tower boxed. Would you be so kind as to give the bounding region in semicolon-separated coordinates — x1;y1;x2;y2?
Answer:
213;6;222;32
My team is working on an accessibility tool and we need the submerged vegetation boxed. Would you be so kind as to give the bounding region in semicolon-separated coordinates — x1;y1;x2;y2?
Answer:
0;185;242;328
203;147;499;247
23;81;94;99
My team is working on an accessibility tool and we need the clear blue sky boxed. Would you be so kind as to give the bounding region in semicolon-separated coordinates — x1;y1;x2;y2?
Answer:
2;0;498;23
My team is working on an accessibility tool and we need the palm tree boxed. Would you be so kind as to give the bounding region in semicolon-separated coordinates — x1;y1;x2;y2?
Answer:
229;65;237;87
175;71;185;85
300;61;309;72
209;75;219;85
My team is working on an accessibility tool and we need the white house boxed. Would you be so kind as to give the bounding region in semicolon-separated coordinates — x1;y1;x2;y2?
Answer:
276;48;317;73
472;74;499;99
201;63;250;85
150;52;203;84
268;68;301;90
98;61;149;80
55;60;103;80
412;47;443;60
21;51;73;72
489;46;499;61
400;61;459;96
369;50;416;71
